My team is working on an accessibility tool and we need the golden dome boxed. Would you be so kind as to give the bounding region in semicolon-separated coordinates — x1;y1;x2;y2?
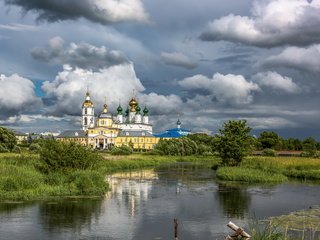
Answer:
129;97;138;112
82;91;94;108
82;100;93;108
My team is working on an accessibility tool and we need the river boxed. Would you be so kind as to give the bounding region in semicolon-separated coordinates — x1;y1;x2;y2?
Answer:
0;163;319;240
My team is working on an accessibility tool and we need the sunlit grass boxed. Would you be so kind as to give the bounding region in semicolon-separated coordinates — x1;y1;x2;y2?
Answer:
216;167;287;183
216;156;320;183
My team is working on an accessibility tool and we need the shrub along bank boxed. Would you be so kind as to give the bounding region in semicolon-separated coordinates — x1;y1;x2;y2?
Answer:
0;142;219;201
0;141;108;200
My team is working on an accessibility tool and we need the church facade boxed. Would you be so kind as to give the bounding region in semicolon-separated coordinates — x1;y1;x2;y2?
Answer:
57;91;159;150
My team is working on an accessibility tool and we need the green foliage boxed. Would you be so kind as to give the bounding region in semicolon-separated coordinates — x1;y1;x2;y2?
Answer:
154;137;201;156
250;221;284;240
40;140;101;171
66;170;107;195
302;137;317;156
258;131;280;150
29;143;42;153
216;120;253;166
0;127;17;151
262;148;277;157
12;146;21;153
0;145;9;153
111;145;133;155
216;167;287;183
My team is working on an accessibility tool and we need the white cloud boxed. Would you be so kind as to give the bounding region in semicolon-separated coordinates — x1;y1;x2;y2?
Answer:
262;44;320;73
179;73;260;105
31;37;129;70
4;0;149;25
200;0;320;47
161;52;198;69
252;71;300;93
42;64;145;116
139;93;183;115
0;74;41;116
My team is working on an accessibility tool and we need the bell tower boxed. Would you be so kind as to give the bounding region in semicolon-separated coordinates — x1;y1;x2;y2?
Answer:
82;91;95;131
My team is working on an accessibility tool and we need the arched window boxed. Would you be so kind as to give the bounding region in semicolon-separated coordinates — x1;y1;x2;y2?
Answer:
84;117;88;125
84;108;87;114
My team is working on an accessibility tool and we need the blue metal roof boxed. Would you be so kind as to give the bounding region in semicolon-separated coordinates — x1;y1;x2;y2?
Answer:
154;128;191;138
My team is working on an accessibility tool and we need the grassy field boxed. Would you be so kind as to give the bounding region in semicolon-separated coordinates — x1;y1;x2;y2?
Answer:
0;152;219;200
217;156;320;183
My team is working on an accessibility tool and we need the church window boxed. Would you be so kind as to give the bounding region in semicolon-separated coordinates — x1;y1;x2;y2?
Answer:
84;117;88;125
85;108;87;114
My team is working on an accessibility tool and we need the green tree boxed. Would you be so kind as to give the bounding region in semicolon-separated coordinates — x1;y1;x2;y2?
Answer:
216;120;253;166
302;137;317;156
0;127;17;151
40;140;101;172
258;131;280;149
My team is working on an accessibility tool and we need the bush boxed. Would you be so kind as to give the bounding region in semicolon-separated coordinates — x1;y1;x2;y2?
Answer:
12;146;21;153
111;146;133;155
0;127;17;151
29;143;42;153
40;140;101;171
67;170;107;195
262;148;277;157
0;145;9;153
154;137;199;156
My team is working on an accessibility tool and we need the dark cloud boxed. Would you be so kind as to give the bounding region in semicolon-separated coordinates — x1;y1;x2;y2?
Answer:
4;0;149;25
31;37;129;70
161;52;198;69
200;0;320;48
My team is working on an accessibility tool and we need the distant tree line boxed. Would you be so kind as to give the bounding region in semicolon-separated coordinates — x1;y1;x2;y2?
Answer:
154;121;320;162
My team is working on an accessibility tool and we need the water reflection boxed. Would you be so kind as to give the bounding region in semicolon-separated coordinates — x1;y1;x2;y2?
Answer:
0;202;33;214
217;183;251;218
39;198;103;231
106;170;158;218
1;164;320;240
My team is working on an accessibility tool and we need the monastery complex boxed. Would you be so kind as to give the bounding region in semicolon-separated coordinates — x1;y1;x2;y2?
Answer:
57;92;190;150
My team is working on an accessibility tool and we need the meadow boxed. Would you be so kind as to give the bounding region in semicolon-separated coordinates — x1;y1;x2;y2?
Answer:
216;156;320;183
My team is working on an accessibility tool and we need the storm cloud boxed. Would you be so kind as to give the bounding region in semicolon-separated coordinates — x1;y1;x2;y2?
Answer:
4;0;149;24
161;52;198;69
31;37;129;70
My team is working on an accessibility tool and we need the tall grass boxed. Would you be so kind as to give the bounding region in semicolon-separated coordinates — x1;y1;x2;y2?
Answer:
216;167;287;183
216;156;320;183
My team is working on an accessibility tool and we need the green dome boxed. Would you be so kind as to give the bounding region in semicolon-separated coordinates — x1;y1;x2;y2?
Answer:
125;107;129;116
136;105;141;113
177;119;181;126
117;104;123;114
143;106;149;115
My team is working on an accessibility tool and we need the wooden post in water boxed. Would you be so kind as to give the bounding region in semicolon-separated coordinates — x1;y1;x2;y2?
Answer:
174;218;178;240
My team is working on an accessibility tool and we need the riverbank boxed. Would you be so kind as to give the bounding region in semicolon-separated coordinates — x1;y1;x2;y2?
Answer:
0;153;219;200
2;152;320;200
216;156;320;183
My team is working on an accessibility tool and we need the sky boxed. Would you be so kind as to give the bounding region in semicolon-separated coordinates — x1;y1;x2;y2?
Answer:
0;0;319;139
